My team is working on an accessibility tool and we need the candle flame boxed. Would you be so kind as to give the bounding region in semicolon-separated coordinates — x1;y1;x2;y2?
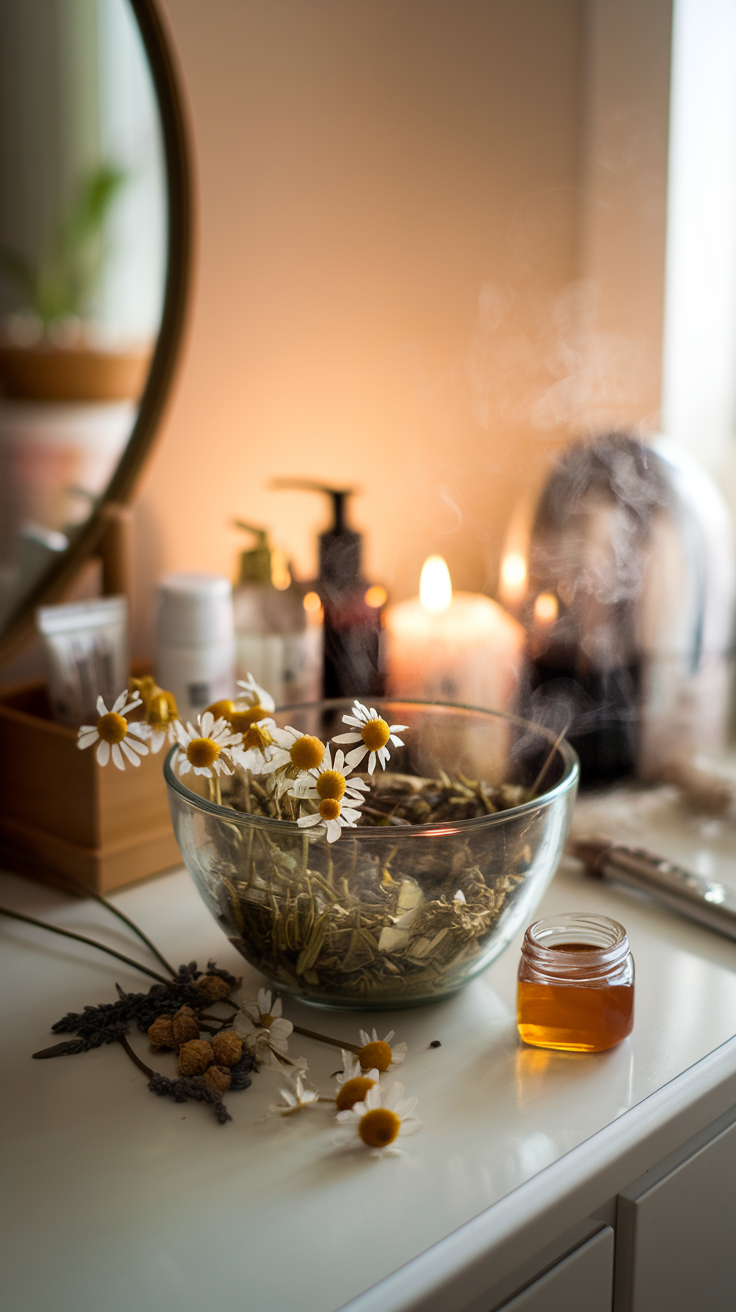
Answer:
533;592;558;625
420;556;453;613
364;584;387;608
500;552;527;605
303;591;322;613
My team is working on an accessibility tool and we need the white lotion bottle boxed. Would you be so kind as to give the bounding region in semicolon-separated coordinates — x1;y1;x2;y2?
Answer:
156;573;235;722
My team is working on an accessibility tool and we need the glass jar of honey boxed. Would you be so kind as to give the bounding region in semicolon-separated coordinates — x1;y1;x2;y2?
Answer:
517;913;634;1052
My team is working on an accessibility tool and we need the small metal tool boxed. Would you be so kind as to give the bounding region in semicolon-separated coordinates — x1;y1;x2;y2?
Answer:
569;836;736;943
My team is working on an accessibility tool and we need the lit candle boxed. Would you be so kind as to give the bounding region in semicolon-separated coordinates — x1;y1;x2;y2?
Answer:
385;556;525;710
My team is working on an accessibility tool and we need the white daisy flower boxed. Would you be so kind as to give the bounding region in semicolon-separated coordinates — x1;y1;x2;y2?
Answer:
335;1051;381;1111
332;700;408;775
269;1068;320;1116
335;1081;421;1156
174;712;242;779
296;791;364;844
76;691;149;770
236;673;275;717
234;987;293;1059
259;725;327;792
357;1028;408;1072
231;717;278;771
128;676;180;753
289;743;369;805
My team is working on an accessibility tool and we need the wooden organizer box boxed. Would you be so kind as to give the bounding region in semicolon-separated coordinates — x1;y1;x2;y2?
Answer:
0;681;182;892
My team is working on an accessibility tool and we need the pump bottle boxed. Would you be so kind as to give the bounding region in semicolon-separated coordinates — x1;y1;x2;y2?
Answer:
233;522;321;706
272;480;385;698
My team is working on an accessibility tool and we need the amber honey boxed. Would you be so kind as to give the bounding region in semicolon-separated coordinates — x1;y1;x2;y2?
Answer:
517;915;634;1053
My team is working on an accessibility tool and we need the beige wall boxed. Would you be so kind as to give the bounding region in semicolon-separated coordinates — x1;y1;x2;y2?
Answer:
129;0;669;656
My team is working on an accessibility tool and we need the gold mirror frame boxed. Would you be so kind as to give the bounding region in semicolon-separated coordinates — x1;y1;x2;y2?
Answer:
0;0;191;667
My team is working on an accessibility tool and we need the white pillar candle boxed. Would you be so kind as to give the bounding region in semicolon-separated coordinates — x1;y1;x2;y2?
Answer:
385;556;525;711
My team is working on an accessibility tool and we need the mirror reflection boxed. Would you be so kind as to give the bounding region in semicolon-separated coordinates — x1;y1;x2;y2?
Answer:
0;0;167;628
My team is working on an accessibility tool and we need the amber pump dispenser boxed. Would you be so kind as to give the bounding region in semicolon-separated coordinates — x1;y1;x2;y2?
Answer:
272;479;384;698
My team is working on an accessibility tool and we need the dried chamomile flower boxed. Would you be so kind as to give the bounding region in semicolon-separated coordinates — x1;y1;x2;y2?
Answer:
195;974;234;1002
357;1028;408;1073
333;701;407;775
148;1015;176;1049
269;1068;319;1116
77;691;149;770
335;1053;380;1112
129;675;179;753
202;1064;232;1094
211;1031;243;1067
172;1006;200;1046
235;987;293;1060
178;1038;214;1076
336;1081;420;1156
174;712;242;779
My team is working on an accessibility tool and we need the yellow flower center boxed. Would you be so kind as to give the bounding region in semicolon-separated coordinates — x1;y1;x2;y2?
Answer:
319;797;342;822
149;691;178;728
231;705;269;732
97;711;128;744
290;735;325;770
316;769;346;802
259;1012;274;1029
242;723;273;752
206;699;234;721
359;1107;401;1148
187;737;221;768
358;1040;392;1072
362;717;390;752
335;1076;376;1111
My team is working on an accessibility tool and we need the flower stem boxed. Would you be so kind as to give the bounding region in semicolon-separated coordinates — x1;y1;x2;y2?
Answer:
118;1034;154;1077
53;871;177;978
0;906;171;984
291;1022;359;1055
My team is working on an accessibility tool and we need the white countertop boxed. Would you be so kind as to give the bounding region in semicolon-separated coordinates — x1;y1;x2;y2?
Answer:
3;784;736;1312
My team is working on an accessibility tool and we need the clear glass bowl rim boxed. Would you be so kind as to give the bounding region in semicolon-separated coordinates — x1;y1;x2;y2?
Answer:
164;698;580;839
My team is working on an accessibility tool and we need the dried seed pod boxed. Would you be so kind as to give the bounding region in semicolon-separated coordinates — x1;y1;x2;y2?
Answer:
172;1007;200;1046
202;1064;232;1093
178;1039;214;1076
211;1031;243;1067
148;1015;176;1049
196;975;233;1002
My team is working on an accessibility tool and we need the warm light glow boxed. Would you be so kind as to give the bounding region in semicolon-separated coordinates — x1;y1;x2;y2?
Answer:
500;552;528;604
420;556;453;613
271;549;292;591
534;592;559;625
303;591;322;613
364;584;387;609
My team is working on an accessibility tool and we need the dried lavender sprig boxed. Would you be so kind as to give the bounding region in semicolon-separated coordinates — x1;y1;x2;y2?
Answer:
43;962;240;1055
0;905;170;983
147;1071;232;1124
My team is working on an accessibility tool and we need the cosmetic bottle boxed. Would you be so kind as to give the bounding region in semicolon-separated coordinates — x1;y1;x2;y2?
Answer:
273;480;385;698
233;522;321;706
156;573;235;722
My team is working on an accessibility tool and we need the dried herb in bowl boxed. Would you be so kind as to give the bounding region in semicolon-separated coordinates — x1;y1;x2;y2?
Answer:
164;695;578;1008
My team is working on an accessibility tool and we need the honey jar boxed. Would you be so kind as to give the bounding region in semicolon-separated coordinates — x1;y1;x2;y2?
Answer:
517;913;634;1052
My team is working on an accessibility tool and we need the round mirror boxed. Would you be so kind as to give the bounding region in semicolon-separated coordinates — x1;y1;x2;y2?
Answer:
0;0;189;661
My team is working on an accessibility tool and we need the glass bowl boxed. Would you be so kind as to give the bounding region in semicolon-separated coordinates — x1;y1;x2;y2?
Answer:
165;700;579;1009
